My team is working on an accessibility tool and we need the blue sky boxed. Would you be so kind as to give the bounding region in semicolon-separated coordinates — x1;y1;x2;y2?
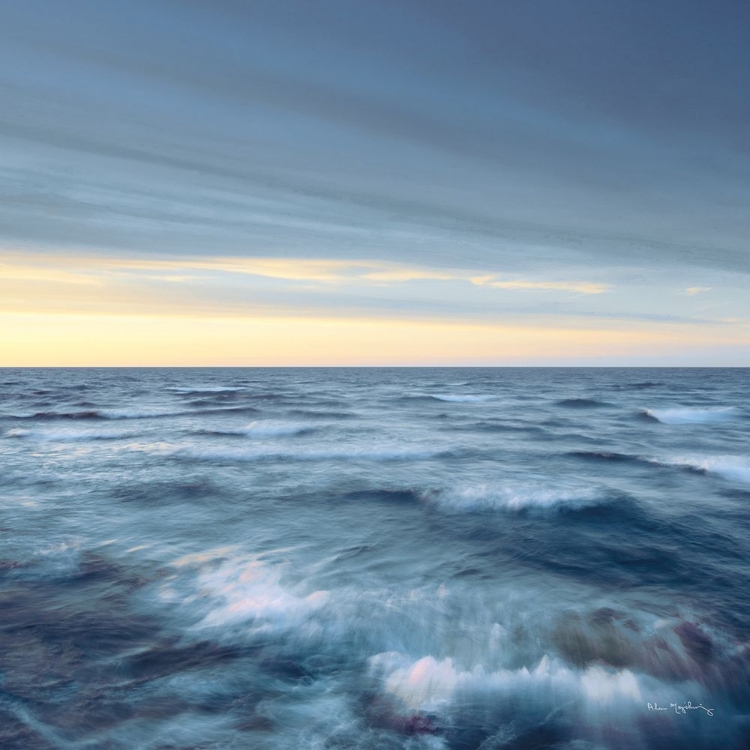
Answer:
1;1;749;364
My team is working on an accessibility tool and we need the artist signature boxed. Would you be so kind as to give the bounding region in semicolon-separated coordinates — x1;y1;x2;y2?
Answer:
647;701;714;717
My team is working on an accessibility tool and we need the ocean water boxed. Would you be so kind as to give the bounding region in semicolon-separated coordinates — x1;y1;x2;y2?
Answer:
1;367;749;750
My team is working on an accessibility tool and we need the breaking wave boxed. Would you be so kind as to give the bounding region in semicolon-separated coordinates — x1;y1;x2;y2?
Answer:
660;455;750;484
643;407;739;424
423;482;611;512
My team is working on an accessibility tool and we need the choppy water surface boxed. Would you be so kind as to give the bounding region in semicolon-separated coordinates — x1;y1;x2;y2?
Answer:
1;368;749;749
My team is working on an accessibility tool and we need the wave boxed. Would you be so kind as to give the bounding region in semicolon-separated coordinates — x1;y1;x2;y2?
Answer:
0;540;86;582
166;386;245;394
4;427;138;442
613;381;663;390
8;405;261;421
194;421;318;438
7;409;107;421
110;478;227;505
287;409;357;420
340;489;422;505
430;393;495;403
369;651;656;715
398;393;496;404
463;421;548;435
101;408;202;420
573;450;750;485
425;483;609;513
188;406;261;417
149;543;743;747
159;554;329;636
366;610;733;726
556;398;611;408
569;450;750;484
567;450;641;464
172;445;458;463
660;455;750;484
642;407;739;425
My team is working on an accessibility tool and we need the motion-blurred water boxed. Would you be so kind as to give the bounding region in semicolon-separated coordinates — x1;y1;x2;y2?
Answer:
1;368;748;749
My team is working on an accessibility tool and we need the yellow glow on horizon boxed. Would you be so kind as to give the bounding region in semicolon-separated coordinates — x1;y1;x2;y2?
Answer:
0;260;102;286
2;311;746;366
2;250;747;365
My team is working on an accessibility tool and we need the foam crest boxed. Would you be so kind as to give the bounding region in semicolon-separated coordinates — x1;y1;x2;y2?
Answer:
369;651;648;713
427;482;605;512
644;407;739;424
162;554;329;634
666;455;750;484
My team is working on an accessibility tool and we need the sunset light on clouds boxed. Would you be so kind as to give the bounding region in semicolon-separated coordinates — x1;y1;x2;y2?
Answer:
1;1;749;364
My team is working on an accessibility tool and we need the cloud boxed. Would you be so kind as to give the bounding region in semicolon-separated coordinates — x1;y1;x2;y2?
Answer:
472;277;611;295
0;1;749;365
0;252;612;293
2;1;750;281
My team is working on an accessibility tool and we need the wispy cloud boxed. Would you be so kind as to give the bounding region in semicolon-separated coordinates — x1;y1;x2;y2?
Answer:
475;278;612;295
685;286;713;296
0;252;612;294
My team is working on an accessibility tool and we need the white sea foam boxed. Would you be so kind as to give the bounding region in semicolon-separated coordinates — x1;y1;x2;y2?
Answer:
665;455;750;484
645;407;739;425
369;651;650;713
428;483;605;512
5;428;31;438
162;554;329;635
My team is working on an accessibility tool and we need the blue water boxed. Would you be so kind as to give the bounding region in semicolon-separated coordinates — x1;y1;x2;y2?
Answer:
1;368;748;749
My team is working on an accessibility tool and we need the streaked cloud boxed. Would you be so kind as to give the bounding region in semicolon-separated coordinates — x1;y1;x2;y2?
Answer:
0;1;748;363
474;278;612;295
0;251;611;294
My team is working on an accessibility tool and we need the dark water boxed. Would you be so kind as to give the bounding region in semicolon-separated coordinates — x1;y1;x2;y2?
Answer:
1;368;749;749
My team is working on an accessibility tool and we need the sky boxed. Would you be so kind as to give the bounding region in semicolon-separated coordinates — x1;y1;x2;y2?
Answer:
1;0;749;365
